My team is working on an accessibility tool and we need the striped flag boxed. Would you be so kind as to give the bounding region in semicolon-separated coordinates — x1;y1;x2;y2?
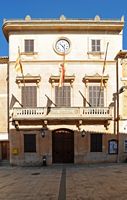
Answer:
59;63;65;87
100;42;109;88
15;47;23;74
15;47;25;87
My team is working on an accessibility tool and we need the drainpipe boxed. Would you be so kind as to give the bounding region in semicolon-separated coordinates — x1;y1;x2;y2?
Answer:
7;58;10;160
116;58;120;163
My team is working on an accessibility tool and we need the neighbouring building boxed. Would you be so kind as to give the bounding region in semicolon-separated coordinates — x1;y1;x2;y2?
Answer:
119;51;127;132
0;56;9;162
2;15;127;166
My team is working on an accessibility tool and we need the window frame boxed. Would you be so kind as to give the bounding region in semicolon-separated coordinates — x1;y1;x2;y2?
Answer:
88;84;104;107
91;39;101;52
24;134;36;153
24;39;34;53
21;85;37;108
55;85;71;107
108;139;118;154
90;133;103;152
124;140;127;153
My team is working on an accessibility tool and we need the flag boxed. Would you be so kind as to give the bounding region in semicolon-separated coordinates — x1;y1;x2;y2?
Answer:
98;42;109;106
59;63;65;87
45;95;56;115
79;90;91;107
15;47;25;86
15;47;23;74
10;94;23;109
100;42;109;88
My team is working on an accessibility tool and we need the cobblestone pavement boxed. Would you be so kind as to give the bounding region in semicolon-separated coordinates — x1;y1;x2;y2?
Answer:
0;163;127;200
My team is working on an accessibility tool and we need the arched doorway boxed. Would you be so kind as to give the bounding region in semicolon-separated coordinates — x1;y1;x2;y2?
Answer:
52;129;74;163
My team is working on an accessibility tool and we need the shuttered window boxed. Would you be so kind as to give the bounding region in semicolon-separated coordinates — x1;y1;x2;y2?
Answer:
55;86;71;107
22;86;37;107
89;86;104;107
25;40;34;52
24;134;36;153
90;134;102;152
91;40;100;52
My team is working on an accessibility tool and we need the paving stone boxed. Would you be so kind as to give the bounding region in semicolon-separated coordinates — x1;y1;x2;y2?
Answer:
0;164;127;199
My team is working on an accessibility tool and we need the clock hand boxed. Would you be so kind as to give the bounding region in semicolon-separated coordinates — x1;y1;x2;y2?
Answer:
60;44;65;51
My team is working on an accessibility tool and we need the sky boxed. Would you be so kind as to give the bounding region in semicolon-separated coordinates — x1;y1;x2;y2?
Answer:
0;0;127;56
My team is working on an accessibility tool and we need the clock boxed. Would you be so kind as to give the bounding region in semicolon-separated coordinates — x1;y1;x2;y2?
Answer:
54;38;71;55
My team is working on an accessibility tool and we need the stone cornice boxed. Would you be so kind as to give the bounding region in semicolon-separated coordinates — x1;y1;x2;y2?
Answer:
3;16;124;41
0;56;8;64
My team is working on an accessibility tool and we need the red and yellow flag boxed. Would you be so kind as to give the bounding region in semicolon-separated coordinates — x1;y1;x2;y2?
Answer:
59;63;65;87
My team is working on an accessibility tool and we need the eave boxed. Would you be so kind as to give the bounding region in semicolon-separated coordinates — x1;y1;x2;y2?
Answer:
0;56;9;64
2;16;124;41
115;50;127;60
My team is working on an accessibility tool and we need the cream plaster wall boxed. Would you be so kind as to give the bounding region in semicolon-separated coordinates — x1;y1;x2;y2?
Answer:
8;22;123;134
9;32;122;61
0;64;8;133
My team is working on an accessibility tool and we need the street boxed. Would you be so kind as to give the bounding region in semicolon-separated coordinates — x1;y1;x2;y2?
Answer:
0;163;127;200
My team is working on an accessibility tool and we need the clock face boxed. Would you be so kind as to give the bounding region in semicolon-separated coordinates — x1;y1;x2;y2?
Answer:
55;38;70;54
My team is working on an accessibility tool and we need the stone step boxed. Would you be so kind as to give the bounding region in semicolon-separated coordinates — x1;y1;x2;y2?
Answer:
0;160;10;166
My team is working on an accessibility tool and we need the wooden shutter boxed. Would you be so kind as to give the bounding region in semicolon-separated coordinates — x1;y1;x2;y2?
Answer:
25;40;34;52
90;134;102;152
24;134;36;153
22;86;37;108
55;86;71;107
89;85;104;107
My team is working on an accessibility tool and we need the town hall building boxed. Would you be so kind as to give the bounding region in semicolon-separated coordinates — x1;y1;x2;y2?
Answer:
1;15;127;165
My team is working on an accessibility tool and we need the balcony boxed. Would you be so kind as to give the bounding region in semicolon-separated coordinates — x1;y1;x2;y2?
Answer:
12;107;112;123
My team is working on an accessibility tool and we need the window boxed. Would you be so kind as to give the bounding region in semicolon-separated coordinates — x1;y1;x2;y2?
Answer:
24;134;36;153
91;40;100;52
55;86;71;107
124;140;127;153
89;85;104;107
24;40;34;53
22;86;37;107
90;134;102;152
108;139;118;154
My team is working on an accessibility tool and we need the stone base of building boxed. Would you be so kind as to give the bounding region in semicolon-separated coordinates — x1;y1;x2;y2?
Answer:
9;128;127;166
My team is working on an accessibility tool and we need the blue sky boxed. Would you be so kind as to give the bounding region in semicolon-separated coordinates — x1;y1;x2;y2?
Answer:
0;0;127;56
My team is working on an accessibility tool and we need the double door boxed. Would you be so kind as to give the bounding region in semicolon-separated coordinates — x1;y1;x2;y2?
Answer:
52;129;74;163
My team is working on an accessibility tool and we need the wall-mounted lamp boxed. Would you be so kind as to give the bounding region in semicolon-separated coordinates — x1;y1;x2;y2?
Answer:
14;121;19;131
118;85;127;94
41;129;45;138
81;130;86;137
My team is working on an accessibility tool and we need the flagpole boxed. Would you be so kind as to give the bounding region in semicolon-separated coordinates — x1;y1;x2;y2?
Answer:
62;51;65;105
15;47;26;107
79;90;91;107
18;47;25;87
97;42;109;106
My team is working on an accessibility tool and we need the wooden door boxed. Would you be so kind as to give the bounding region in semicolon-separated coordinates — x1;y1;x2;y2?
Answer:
1;141;9;160
52;129;74;163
